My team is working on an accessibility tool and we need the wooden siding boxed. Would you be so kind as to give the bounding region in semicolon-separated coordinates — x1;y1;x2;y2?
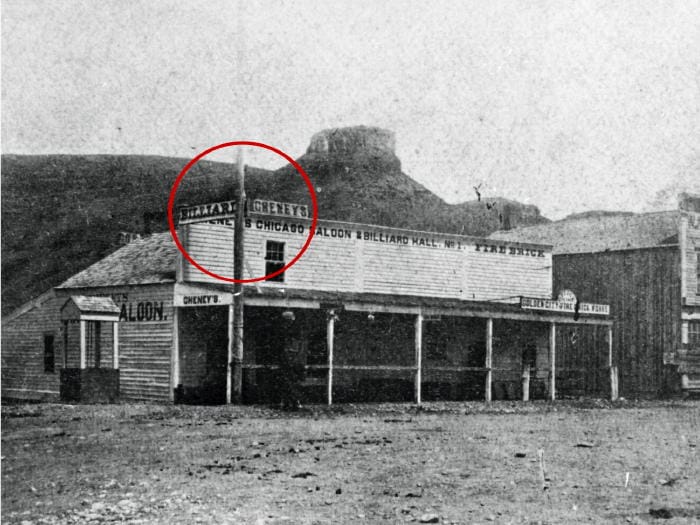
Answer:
553;248;681;397
555;323;609;396
183;216;553;302
680;210;700;306
78;285;174;402
1;291;63;400
2;284;174;402
185;223;233;279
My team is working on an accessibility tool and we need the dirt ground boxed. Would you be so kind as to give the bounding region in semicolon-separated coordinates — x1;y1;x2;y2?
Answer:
2;400;699;524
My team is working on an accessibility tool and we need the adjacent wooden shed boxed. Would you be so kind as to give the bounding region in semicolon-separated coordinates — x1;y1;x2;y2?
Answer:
491;194;700;398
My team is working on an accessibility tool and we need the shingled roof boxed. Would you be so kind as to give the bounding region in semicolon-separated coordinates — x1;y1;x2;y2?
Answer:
490;211;679;255
59;233;178;289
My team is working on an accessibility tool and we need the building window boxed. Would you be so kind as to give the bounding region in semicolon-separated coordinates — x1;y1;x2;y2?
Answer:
696;252;700;295
690;322;700;346
44;334;55;373
265;240;285;282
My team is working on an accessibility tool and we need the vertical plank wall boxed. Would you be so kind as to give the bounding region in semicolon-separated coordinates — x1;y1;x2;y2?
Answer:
553;248;680;397
1;292;63;400
681;210;700;306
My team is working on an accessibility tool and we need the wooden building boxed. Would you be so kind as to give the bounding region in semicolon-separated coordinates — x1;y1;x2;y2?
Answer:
491;193;700;398
2;202;612;404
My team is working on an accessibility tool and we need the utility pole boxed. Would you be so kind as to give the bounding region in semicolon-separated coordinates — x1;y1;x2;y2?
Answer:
230;148;246;404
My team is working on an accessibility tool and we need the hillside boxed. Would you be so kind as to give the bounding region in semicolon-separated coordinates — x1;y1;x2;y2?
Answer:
1;126;549;315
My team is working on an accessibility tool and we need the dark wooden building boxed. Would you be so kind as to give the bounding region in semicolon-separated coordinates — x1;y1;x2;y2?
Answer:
491;193;700;398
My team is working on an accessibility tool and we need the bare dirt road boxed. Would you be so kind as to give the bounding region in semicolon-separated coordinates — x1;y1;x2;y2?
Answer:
2;400;699;524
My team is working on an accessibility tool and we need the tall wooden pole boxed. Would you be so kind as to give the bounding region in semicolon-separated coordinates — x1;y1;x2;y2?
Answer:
226;304;234;404
231;148;246;404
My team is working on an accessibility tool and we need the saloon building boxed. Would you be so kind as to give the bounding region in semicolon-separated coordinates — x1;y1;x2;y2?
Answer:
491;193;700;398
2;201;613;404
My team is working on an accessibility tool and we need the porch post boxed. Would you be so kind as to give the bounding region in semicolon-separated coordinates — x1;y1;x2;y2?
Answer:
62;321;68;368
112;321;119;369
79;320;87;369
415;312;423;405
549;322;556;401
522;367;530;401
608;325;618;401
327;311;335;406
485;318;493;402
226;304;234;404
170;308;179;402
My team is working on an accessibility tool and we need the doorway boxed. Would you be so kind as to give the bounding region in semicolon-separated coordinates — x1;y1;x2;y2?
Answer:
177;306;228;404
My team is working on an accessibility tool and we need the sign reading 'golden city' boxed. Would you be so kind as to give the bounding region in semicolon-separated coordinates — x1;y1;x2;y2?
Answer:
520;296;610;315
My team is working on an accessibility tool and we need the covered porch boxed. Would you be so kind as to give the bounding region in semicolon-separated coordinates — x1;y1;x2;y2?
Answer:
60;295;121;403
171;283;615;405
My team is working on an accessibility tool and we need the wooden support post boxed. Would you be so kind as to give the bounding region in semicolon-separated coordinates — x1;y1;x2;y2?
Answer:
170;308;179;402
549;322;556;401
232;150;246;404
608;325;618;401
681;373;690;398
415;312;423;405
113;322;119;369
62;321;68;368
610;366;619;401
522;367;530;402
226;304;234;404
327;311;335;406
79;320;87;369
485;318;493;402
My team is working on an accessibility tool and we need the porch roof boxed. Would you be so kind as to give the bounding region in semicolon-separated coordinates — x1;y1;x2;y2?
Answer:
60;295;120;322
180;282;612;325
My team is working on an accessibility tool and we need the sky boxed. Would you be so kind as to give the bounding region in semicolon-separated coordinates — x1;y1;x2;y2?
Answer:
2;0;699;219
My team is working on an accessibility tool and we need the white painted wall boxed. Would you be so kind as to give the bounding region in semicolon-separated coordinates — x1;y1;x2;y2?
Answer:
183;215;553;302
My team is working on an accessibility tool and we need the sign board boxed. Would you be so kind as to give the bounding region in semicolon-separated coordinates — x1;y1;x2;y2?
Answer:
174;283;233;307
521;297;610;315
179;200;238;225
250;199;309;218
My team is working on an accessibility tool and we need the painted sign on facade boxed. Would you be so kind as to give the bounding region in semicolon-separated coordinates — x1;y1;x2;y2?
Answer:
173;283;234;307
182;217;555;303
520;297;610;315
91;292;168;322
249;199;309;218
179;201;238;225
